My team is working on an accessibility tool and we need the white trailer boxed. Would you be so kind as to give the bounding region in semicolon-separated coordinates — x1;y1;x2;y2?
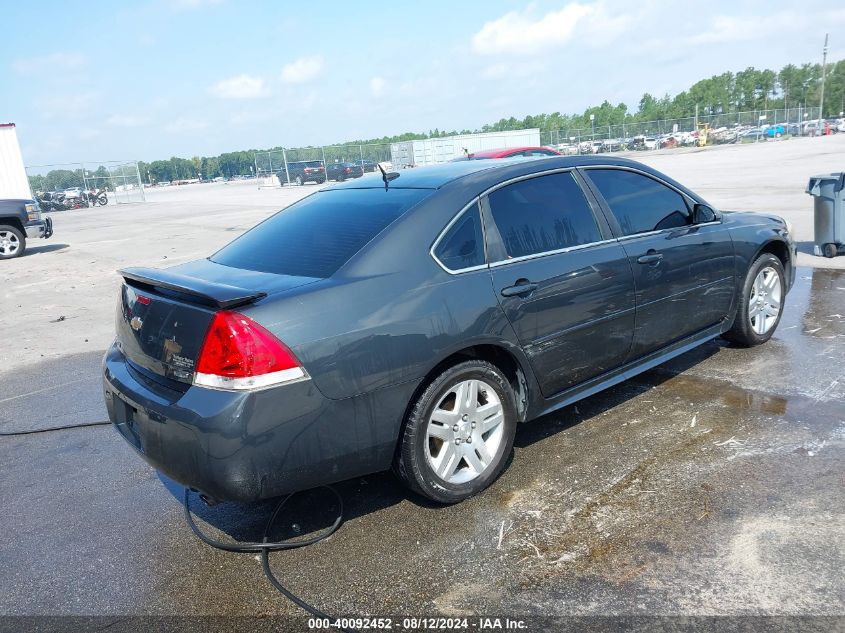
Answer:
390;128;542;168
0;123;33;199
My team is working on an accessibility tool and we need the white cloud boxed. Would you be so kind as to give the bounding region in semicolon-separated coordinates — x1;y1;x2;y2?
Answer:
13;52;86;74
209;74;268;99
171;0;223;9
281;56;325;84
369;76;386;98
472;2;594;55
690;11;845;45
164;117;208;133
36;93;97;120
106;114;149;127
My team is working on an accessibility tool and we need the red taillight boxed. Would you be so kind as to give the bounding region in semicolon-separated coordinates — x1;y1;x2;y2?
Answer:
344;167;351;173
137;295;151;305
194;310;306;390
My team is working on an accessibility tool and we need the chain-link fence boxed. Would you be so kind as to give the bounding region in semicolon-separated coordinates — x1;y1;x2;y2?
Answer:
540;106;824;154
252;109;828;186
26;160;146;205
254;143;393;186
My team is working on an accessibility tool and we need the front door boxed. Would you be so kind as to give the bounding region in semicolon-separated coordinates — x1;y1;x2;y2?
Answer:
582;167;735;359
483;171;636;397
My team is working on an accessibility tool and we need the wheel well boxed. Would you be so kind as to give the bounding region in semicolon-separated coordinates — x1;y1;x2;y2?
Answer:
0;216;25;234
406;345;530;426
758;240;790;276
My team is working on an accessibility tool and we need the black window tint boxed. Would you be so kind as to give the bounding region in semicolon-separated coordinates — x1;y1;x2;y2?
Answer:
211;188;431;278
487;172;602;259
587;169;691;236
434;205;485;271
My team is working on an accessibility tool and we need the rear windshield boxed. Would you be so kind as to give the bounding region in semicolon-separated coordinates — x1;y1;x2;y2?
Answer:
211;188;432;278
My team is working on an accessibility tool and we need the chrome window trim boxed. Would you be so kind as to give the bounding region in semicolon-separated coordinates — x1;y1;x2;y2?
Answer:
430;196;488;275
429;165;720;275
488;238;618;268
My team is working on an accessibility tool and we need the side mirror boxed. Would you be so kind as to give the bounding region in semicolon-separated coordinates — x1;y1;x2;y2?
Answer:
693;203;718;224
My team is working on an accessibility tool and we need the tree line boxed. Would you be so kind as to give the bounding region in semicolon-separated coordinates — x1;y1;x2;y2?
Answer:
31;58;845;189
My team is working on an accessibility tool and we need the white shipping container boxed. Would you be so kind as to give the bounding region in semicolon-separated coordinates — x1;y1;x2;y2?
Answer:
390;129;542;168
0;123;33;200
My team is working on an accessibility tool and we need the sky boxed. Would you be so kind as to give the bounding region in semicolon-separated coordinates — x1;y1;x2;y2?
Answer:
2;0;843;166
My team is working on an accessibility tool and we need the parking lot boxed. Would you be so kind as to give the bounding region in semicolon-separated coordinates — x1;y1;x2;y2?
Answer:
1;136;844;622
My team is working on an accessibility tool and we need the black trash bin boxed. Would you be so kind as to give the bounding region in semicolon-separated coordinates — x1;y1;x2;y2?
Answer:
806;172;845;258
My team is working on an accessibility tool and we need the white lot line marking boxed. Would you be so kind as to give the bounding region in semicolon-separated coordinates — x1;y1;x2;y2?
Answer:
0;378;90;404
12;279;54;289
79;238;131;246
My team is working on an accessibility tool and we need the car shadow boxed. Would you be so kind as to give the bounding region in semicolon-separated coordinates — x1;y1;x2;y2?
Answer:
160;338;723;543
23;243;69;255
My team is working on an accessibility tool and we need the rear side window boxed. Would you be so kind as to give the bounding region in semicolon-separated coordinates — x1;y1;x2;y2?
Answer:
434;204;485;271
586;169;691;236
211;188;431;278
486;172;602;260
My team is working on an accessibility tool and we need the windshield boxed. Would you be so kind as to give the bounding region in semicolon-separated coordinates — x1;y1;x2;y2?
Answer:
211;188;432;278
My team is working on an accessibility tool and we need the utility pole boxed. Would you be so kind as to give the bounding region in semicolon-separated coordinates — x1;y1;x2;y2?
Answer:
819;33;829;120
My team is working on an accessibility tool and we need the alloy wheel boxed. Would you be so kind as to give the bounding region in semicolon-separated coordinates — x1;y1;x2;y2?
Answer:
748;266;782;335
425;379;505;484
0;231;20;256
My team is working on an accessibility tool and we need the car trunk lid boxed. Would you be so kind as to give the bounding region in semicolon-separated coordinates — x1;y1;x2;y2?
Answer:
115;262;317;384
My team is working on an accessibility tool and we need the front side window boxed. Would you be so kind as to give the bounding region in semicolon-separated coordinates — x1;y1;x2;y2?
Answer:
586;169;691;236
486;172;602;260
434;204;485;271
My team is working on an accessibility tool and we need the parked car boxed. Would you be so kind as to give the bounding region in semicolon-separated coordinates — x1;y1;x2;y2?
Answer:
353;159;379;173
326;161;364;182
104;156;796;504
631;136;657;150
459;146;561;160
764;125;786;138
285;160;326;185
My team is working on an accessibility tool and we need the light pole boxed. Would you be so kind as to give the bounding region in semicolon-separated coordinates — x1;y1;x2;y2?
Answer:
819;33;829;121
590;114;595;143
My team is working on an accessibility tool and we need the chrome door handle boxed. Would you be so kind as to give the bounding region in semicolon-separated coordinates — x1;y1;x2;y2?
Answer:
637;252;663;265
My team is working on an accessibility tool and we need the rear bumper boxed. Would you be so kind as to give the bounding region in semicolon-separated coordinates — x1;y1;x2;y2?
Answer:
103;343;399;501
25;217;53;239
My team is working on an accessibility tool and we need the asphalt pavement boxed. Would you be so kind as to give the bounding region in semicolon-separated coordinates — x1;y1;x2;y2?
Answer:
1;268;843;627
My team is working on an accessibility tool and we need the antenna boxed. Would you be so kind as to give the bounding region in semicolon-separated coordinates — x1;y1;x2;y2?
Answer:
377;162;399;191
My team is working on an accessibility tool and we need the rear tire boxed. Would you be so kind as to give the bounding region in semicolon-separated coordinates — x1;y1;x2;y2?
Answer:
723;253;785;346
822;243;838;258
295;175;303;186
395;360;517;504
0;225;26;259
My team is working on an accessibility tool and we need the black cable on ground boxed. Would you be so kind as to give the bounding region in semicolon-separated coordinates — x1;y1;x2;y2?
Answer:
183;487;354;632
0;420;112;437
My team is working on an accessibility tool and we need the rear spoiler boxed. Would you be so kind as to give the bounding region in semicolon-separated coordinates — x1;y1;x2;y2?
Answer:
119;267;267;309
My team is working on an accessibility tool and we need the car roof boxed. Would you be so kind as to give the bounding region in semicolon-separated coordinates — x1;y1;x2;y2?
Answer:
325;155;664;190
470;146;557;158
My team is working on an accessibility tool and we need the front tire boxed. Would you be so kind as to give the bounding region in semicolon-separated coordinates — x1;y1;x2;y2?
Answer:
295;175;303;186
395;360;517;504
0;225;26;259
822;243;838;258
723;253;785;346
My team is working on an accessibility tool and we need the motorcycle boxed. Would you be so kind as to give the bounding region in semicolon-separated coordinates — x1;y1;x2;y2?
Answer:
84;188;109;206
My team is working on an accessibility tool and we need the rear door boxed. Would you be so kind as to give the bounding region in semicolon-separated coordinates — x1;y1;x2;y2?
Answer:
483;170;636;397
581;167;735;359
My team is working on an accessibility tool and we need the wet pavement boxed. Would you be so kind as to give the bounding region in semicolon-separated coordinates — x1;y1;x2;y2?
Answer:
1;267;843;621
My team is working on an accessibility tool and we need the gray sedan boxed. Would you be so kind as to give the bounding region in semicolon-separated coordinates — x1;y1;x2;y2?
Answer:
103;156;795;504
